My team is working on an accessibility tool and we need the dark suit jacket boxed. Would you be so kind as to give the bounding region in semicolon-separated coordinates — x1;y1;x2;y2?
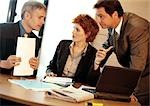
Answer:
0;21;42;75
101;12;149;101
46;40;100;86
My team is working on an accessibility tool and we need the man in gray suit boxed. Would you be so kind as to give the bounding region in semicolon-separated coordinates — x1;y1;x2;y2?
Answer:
93;0;149;106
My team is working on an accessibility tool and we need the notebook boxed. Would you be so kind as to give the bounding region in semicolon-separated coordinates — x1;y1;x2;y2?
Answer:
94;65;141;102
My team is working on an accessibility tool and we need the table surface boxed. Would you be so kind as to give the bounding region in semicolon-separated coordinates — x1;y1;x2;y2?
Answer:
0;74;141;106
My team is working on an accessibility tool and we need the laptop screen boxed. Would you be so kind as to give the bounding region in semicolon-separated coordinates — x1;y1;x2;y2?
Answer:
96;66;141;96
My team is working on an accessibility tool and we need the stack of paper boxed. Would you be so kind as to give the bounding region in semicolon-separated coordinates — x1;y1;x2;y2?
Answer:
46;85;94;102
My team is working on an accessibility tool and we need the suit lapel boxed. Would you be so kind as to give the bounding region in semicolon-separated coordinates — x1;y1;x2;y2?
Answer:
115;13;129;59
58;42;70;75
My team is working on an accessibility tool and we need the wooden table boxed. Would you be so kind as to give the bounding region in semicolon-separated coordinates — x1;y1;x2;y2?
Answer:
0;74;141;106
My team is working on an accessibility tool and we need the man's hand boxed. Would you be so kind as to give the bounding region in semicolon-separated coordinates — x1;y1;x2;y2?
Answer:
29;57;39;70
6;55;21;69
95;46;113;65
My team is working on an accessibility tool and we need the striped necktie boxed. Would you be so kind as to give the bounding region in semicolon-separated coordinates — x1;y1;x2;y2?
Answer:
113;30;118;50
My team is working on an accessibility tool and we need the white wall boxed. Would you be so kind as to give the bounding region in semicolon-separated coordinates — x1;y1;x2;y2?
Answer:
0;1;10;23
37;0;150;77
37;0;97;77
121;0;150;21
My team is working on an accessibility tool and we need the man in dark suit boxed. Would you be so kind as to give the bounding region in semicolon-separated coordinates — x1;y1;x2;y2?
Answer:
0;1;46;76
93;0;149;105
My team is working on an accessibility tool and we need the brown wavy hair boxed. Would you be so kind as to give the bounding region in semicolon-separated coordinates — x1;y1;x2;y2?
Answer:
72;14;99;42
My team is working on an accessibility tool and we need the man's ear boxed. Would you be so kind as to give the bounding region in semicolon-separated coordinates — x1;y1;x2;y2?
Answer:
86;32;91;37
24;11;31;19
112;11;118;18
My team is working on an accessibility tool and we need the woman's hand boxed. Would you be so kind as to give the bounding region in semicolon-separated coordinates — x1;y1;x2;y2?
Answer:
130;95;138;102
45;72;57;77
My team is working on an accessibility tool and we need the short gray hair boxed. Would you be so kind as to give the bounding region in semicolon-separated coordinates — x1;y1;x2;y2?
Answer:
21;1;46;19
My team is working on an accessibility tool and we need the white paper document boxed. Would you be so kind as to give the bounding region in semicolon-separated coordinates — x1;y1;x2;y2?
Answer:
42;76;73;87
13;37;35;76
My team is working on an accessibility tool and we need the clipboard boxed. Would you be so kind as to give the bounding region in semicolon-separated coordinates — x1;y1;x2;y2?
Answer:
13;37;35;76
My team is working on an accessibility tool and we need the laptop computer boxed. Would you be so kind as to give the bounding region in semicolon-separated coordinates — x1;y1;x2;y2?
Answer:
94;65;141;102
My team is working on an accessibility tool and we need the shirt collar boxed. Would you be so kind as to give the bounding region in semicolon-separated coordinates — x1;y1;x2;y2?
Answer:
19;20;26;37
115;17;123;35
69;42;88;57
